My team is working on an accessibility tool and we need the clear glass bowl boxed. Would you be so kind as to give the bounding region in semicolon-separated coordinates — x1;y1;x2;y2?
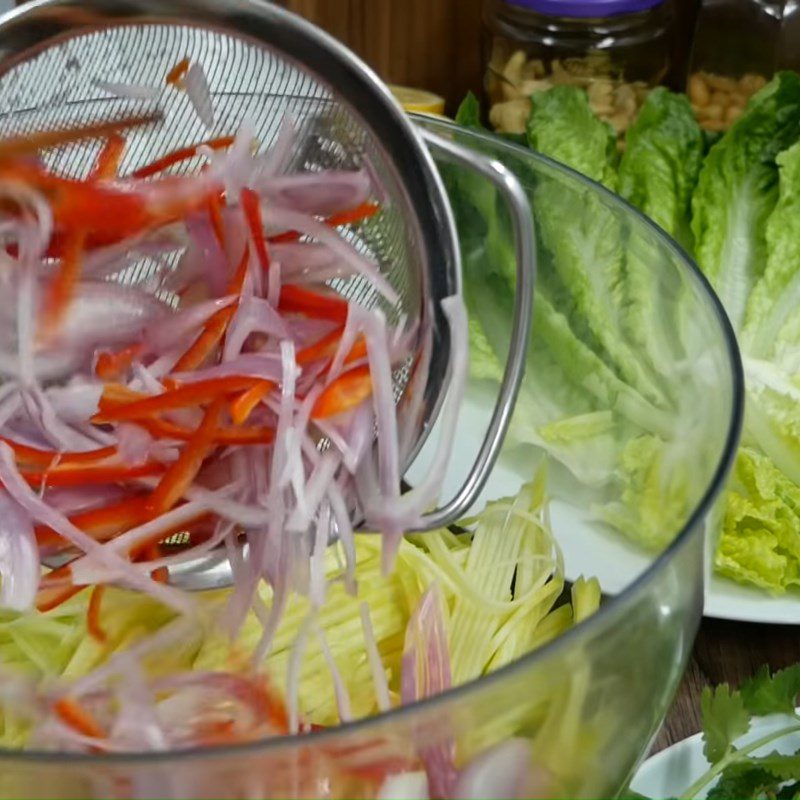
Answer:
0;113;742;799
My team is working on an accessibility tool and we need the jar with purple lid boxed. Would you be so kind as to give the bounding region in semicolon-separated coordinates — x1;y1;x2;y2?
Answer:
483;0;674;137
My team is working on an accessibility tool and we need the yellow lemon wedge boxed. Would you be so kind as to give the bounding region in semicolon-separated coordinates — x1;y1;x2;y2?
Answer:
389;85;446;116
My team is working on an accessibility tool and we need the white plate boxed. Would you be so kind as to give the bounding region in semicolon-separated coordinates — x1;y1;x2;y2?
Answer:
630;712;800;798
407;385;800;625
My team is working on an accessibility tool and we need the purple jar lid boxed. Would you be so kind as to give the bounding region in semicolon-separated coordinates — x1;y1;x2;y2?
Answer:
505;0;665;17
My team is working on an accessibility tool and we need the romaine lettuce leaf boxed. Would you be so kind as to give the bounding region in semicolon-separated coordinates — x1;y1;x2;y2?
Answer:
717;448;800;592
617;88;705;382
526;86;666;406
618;88;704;249
743;140;800;361
692;71;800;333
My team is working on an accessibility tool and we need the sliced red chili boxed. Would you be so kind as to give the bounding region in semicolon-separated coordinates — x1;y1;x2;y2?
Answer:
171;245;250;373
166;56;191;87
311;365;373;420
35;496;150;551
87;585;107;643
22;461;164;489
146;397;226;517
1;438;117;469
229;380;273;425
268;202;380;245
94;344;144;381
91;134;126;181
279;285;349;324
94;376;265;424
54;697;106;740
132;136;236;180
241;187;271;273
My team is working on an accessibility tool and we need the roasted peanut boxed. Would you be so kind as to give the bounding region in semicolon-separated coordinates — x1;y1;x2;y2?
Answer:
710;90;730;110
739;73;767;95
705;73;738;93
725;105;743;124
688;74;710;107
489;99;532;135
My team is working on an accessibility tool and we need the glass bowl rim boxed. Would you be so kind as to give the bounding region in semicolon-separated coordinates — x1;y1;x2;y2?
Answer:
0;116;745;769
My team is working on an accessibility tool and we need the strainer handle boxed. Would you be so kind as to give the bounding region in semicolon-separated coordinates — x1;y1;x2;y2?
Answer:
415;130;536;530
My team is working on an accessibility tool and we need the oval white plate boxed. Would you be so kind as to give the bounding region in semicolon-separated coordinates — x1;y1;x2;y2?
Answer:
407;385;800;625
630;712;800;798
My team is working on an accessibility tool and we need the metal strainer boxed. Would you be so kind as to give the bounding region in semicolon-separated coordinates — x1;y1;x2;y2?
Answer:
0;0;535;589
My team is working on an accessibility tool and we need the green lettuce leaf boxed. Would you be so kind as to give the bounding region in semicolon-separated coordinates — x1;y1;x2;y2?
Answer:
591;434;694;550
526;86;666;406
617;88;705;385
618;87;704;249
526;86;618;190
716;448;800;592
743;140;800;360
691;71;800;333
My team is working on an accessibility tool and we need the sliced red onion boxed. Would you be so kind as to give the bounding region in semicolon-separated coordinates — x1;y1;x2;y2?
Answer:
92;79;161;102
314;400;373;475
254;116;296;180
286;451;339;533
223;296;289;362
25;388;104;451
183;63;215;129
0;443;194;614
45;382;104;426
287;611;315;734
356;307;401;502
360;602;391;713
69;499;214;584
185;212;229;298
371;296;468;529
0;348;85;384
44;485;128;516
51;282;171;353
315;622;352;723
264;206;398;305
401;584;457;800
172;353;283;385
261;170;372;217
116;423;154;467
378;772;430;800
308;502;330;608
107;660;169;752
454;740;539;800
0;491;38;611
206;120;257;200
144;295;236;353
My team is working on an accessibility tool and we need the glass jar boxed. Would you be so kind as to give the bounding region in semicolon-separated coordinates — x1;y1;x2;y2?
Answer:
687;0;784;134
483;0;674;137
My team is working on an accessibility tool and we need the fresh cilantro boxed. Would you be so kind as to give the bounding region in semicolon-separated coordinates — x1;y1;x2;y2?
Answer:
454;93;485;131
776;781;800;798
701;684;751;764
706;764;778;800
747;751;800;781
741;665;800;716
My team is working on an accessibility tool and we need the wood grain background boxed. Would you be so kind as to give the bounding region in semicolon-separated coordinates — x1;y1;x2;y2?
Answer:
280;0;485;113
280;0;700;111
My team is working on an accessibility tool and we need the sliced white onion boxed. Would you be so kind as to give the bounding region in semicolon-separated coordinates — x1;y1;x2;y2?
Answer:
93;79;161;102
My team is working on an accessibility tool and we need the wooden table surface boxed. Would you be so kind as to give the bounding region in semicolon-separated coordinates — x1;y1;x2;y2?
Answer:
654;618;800;751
